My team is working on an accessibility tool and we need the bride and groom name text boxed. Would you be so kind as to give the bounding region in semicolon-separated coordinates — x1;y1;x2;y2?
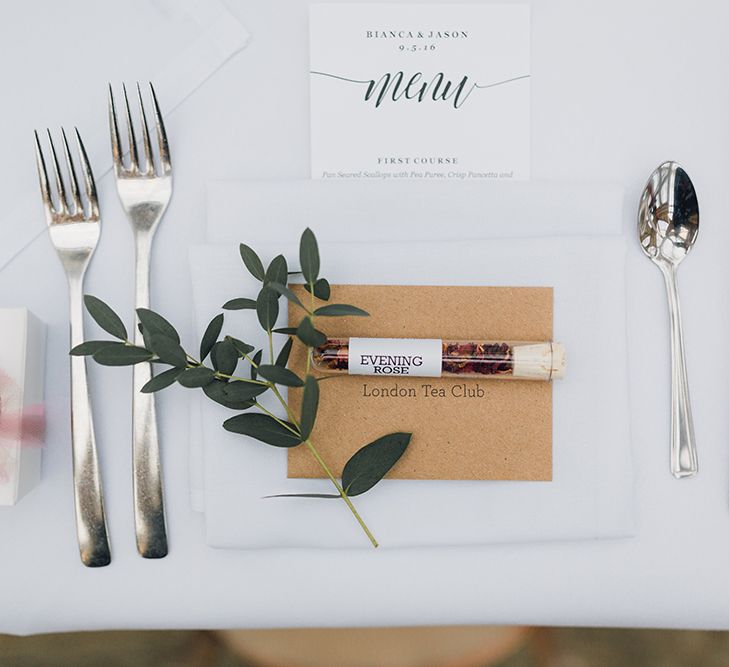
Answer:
365;30;469;39
362;383;486;399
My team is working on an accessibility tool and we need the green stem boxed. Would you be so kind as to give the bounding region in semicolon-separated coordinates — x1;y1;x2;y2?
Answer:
269;383;300;425
304;438;378;548
305;283;316;376
266;378;378;548
253;401;301;436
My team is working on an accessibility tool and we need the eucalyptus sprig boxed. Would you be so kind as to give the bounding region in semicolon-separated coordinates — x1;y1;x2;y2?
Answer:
71;228;411;547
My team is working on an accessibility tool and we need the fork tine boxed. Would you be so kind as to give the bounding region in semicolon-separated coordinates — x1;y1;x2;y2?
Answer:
61;128;83;215
34;130;54;217
149;83;171;172
108;84;123;175
46;129;68;214
75;128;99;218
135;82;153;175
121;83;139;171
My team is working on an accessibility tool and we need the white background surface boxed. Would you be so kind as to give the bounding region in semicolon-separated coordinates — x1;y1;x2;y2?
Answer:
0;0;249;270
1;0;729;634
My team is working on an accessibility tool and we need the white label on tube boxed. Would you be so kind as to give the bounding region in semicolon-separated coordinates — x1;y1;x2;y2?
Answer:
348;338;442;377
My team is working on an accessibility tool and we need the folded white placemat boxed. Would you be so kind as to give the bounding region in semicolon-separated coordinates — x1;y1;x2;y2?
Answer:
205;180;624;244
0;0;250;271
188;234;633;549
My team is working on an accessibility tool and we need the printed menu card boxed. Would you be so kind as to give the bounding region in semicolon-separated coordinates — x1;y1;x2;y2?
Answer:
309;3;531;181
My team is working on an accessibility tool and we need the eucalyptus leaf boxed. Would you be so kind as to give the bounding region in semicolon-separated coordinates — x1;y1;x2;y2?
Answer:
275;338;293;367
342;432;412;496
304;278;331;301
141;367;182;393
257;364;304;387
299;376;319;440
250;350;263;379
211;339;238;376
269;282;306;310
256;285;280;331
223;413;302;447
265;255;288;286
203;380;256;410
92;343;153;366
222;298;257;310
177;366;216;388
264;493;340;499
84;295;128;340
296;317;327;347
239;244;265;281
225;336;255;357
139;323;153;351
70;341;114;356
200;313;224;361
223;380;268;402
299;228;320;284
136;308;180;343
314;304;369;317
149;334;188;368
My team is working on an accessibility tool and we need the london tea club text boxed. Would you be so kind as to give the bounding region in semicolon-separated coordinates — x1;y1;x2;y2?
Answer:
362;383;486;398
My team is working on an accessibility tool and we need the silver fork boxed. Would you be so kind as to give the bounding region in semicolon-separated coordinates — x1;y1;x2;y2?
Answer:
108;83;171;559
34;129;111;568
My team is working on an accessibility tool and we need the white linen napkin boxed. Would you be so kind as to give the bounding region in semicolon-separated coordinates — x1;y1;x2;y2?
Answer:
189;234;633;549
191;179;625;512
0;0;250;270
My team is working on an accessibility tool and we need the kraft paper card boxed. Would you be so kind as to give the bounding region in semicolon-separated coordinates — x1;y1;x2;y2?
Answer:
287;284;552;481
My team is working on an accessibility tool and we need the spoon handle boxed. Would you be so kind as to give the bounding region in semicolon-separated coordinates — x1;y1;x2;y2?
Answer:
661;264;698;478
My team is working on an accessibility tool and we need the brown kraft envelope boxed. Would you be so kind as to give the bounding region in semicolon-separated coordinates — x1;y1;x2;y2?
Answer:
287;284;553;481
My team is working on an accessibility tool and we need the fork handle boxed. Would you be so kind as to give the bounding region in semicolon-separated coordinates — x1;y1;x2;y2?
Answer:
132;235;168;558
69;281;111;567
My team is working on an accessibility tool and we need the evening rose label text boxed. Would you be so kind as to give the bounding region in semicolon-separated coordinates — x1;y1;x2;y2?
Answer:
348;338;442;377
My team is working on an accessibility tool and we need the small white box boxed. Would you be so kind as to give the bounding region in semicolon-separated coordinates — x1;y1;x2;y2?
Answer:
0;308;46;505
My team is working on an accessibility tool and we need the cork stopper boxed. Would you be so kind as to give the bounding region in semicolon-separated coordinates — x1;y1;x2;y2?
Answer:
512;342;566;381
550;343;566;379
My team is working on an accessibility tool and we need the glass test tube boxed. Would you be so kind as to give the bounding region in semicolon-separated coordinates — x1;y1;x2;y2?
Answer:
311;338;565;381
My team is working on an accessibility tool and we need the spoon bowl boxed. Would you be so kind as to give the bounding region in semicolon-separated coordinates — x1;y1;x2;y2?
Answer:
638;161;699;478
638;161;699;265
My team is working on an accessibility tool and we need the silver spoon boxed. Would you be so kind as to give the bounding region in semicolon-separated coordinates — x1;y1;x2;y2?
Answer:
638;161;699;478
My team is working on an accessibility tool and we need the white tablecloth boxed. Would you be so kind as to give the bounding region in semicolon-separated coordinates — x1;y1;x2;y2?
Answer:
2;0;729;634
0;0;249;270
